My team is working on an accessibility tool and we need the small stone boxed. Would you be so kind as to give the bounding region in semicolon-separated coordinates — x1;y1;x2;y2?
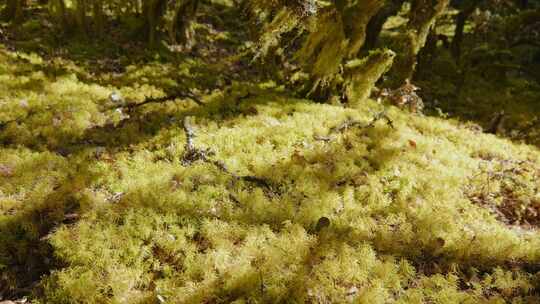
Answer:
52;117;62;127
19;99;29;108
109;92;123;103
346;286;359;296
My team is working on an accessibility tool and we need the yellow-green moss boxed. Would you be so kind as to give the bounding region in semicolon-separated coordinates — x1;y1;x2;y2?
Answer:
0;43;539;304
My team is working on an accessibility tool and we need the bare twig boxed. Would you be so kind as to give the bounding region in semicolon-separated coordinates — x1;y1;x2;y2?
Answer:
0;110;38;131
107;92;203;112
329;119;364;134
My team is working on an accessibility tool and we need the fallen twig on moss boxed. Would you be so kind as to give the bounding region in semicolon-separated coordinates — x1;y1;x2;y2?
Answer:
125;92;203;109
180;116;274;191
108;92;203;112
0;92;203;133
0;109;38;131
315;110;394;141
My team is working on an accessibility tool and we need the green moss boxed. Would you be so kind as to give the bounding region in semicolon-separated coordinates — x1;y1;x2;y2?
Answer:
4;91;536;302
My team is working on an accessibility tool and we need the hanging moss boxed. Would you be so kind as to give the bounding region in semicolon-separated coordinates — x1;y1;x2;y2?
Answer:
254;0;449;100
295;10;347;84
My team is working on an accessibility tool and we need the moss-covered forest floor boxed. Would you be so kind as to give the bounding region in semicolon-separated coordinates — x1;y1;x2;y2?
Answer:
1;3;540;304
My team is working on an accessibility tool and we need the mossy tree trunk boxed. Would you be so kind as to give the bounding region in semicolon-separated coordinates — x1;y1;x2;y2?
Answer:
296;0;386;99
92;0;105;36
345;49;396;104
1;0;25;23
451;1;478;61
48;0;67;28
336;0;386;59
363;0;404;51
169;0;199;50
416;28;439;73
254;0;452;101
143;0;168;46
387;0;450;86
74;0;88;36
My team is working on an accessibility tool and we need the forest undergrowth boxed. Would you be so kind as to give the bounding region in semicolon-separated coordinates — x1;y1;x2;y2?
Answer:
0;2;539;303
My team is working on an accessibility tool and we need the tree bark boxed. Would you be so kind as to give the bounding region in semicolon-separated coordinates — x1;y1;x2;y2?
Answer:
362;0;404;51
49;0;67;28
75;0;88;36
143;0;168;46
2;0;25;23
169;0;199;50
92;0;105;35
451;3;477;61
